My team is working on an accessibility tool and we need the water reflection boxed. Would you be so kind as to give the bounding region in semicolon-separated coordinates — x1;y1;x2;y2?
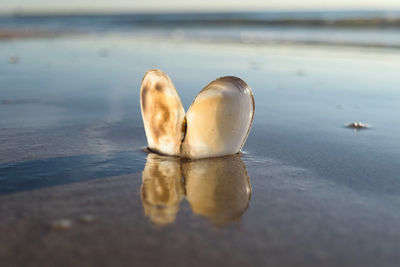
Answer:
140;153;252;226
140;154;185;226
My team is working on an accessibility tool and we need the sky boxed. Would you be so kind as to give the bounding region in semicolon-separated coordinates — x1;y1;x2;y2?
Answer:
1;0;400;14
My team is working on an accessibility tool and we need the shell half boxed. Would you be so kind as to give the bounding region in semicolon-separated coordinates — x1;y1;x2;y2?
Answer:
140;69;185;156
181;76;255;159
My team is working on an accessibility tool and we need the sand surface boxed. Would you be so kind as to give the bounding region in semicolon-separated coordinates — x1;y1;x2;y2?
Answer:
1;36;400;266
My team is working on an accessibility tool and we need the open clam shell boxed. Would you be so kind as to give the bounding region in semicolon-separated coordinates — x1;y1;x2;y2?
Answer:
181;76;255;159
140;70;254;159
140;69;185;156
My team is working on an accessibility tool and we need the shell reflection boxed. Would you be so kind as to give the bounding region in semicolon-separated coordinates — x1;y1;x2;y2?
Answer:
140;153;252;226
140;154;185;226
183;156;252;225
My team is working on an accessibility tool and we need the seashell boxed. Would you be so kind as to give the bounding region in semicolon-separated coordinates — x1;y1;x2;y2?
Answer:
140;69;185;156
140;69;254;159
181;76;254;159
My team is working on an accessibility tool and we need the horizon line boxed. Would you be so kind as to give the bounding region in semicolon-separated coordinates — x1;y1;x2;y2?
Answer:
1;7;400;16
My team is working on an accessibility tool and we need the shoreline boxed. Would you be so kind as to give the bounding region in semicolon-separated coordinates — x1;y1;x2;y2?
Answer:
1;27;400;51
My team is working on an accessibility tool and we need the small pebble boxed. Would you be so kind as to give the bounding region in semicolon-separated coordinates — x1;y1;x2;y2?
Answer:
346;122;369;130
50;219;73;231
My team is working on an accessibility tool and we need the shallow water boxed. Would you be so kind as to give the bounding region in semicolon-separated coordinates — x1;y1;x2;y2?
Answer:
141;153;252;226
1;36;400;266
3;11;400;48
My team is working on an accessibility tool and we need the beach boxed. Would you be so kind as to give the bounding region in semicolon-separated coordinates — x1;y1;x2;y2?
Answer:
1;25;400;266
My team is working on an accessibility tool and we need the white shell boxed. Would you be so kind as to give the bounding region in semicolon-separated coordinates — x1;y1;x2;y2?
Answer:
140;69;185;156
181;76;254;159
140;70;254;159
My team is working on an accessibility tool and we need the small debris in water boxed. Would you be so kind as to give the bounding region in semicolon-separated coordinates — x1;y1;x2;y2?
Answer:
80;214;95;224
50;219;73;231
346;122;369;130
8;55;19;64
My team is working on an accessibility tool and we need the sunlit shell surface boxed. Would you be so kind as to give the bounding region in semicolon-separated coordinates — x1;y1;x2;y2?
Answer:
140;69;185;156
140;70;254;159
181;76;254;159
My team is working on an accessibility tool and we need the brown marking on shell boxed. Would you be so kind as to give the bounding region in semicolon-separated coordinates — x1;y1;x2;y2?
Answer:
155;82;164;91
141;85;149;111
149;101;171;143
140;69;185;156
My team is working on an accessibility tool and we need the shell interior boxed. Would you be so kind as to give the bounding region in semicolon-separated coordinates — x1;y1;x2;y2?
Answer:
140;69;185;156
140;70;255;159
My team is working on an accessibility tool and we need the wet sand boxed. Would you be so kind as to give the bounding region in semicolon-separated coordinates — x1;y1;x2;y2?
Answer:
1;36;400;266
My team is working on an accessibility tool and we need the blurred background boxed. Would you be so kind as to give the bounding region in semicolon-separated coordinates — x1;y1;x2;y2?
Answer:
0;0;400;47
1;0;400;47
